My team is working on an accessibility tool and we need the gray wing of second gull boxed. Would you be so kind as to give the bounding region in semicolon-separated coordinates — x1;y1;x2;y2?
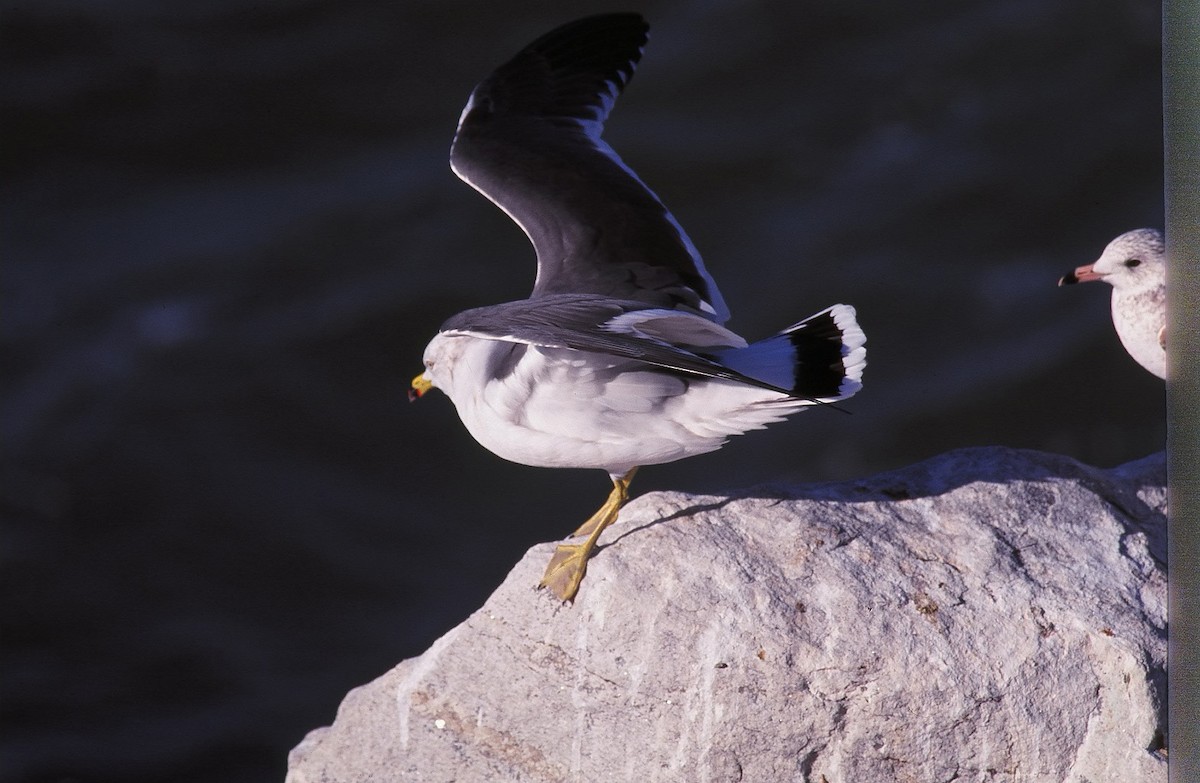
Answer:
441;295;794;395
448;13;730;323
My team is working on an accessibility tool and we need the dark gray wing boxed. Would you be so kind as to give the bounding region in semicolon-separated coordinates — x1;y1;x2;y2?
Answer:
441;295;789;394
449;14;730;323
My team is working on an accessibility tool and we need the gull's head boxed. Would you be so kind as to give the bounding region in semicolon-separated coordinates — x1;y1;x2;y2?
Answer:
409;332;457;402
1059;228;1165;291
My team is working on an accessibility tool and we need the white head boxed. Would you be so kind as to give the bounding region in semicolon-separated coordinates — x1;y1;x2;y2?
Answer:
1059;228;1165;292
409;332;459;401
409;332;527;404
1058;228;1167;379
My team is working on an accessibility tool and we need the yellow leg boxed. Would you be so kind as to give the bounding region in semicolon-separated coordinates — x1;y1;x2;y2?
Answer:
539;468;638;601
570;467;638;537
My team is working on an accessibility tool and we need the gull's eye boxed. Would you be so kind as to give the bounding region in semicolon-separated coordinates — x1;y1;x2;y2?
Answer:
1125;258;1142;268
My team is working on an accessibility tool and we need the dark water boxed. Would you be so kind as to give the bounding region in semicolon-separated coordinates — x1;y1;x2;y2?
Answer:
1;1;1164;781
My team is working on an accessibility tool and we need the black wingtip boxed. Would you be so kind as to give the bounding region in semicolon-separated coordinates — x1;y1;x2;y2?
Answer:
786;307;865;401
458;14;650;130
533;13;649;49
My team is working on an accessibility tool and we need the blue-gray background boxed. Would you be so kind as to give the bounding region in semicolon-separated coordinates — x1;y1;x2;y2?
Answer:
2;1;1165;781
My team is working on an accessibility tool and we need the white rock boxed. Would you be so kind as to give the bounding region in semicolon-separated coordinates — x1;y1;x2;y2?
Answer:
287;447;1167;783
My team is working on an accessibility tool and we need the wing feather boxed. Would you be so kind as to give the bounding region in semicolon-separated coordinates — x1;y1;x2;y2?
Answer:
440;295;790;394
449;14;730;321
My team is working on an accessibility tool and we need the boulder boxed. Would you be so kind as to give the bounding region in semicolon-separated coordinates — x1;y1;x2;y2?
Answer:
287;447;1168;782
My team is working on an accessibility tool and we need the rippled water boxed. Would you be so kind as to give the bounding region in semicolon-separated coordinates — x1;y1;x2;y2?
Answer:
1;1;1164;780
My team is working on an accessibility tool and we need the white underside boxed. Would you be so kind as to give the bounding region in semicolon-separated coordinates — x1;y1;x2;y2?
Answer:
424;334;819;475
1111;287;1166;379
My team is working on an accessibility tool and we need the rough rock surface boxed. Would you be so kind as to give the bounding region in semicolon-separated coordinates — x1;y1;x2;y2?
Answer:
286;447;1167;783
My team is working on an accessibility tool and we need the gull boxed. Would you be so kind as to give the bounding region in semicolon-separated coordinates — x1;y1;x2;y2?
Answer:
1060;228;1166;379
410;14;866;601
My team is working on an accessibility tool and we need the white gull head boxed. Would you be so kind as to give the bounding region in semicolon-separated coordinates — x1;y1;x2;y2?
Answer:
1060;228;1166;379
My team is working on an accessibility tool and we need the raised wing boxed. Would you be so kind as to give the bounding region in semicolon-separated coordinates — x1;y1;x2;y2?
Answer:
449;13;730;323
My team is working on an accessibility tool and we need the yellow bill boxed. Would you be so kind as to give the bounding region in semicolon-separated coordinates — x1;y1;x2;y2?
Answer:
409;372;433;402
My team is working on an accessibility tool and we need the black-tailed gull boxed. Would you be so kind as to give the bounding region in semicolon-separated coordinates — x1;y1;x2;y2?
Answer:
1060;228;1166;379
410;14;867;601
